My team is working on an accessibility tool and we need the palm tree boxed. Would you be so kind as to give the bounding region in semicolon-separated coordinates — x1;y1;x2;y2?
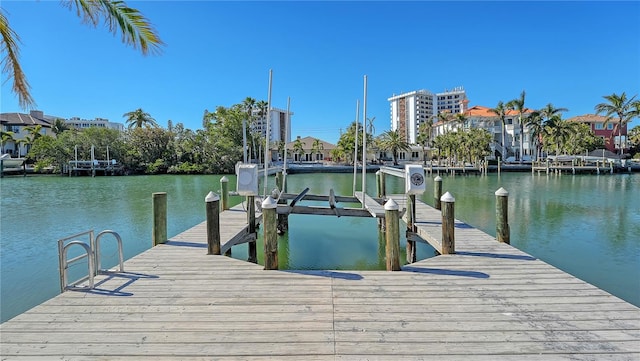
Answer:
292;138;304;163
506;90;529;163
254;100;269;162
1;130;16;154
416;120;432;165
544;115;572;156
51;118;69;135
629;126;640;147
436;111;452;135
525;111;545;160
241;97;256;162
453;113;467;131
378;129;410;166
540;103;568;122
1;1;164;109
366;116;376;136
594;92;638;155
488;101;508;159
311;138;324;162
19;124;43;157
123;108;159;129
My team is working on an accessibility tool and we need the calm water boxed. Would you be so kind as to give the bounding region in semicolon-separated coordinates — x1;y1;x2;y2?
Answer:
0;172;638;322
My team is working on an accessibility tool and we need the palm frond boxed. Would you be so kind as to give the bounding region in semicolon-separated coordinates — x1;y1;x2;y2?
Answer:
68;0;164;55
0;10;36;109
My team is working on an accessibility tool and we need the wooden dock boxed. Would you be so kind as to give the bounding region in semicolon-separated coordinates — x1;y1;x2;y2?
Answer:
1;200;639;360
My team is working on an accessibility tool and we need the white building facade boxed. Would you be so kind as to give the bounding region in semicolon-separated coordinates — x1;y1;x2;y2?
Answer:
388;87;467;144
252;107;292;144
65;117;125;131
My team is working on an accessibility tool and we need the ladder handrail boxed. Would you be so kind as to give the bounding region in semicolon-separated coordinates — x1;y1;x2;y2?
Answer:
58;229;124;292
58;238;95;292
95;230;125;274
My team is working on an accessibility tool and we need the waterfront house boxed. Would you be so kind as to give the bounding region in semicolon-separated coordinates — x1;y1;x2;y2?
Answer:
0;111;53;156
286;136;335;163
566;114;629;154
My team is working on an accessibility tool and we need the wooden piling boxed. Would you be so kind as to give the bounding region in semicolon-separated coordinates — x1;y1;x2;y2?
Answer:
152;192;167;246
384;199;401;271
376;171;382;198
380;171;386;197
247;195;257;263
440;192;455;254
434;176;442;210
220;176;229;211
205;191;221;255
406;194;417;263
262;196;278;270
495;187;510;244
498;157;501;176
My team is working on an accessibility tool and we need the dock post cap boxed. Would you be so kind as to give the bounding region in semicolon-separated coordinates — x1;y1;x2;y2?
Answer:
376;170;381;175
220;176;229;182
495;187;509;196
434;176;442;181
384;198;399;211
261;195;278;209
440;191;455;202
205;191;220;202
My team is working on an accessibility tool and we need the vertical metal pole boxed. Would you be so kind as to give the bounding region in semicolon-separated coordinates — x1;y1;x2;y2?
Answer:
264;69;273;196
361;75;368;208
353;100;360;196
284;97;290;172
91;145;95;177
242;118;247;164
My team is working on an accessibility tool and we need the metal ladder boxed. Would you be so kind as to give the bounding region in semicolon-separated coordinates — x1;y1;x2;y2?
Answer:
58;229;125;292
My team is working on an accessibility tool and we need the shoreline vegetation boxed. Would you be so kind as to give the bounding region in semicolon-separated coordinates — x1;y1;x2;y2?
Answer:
2;159;640;177
2;93;640;177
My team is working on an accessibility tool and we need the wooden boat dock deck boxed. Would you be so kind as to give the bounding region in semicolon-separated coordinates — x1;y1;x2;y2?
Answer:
1;200;639;360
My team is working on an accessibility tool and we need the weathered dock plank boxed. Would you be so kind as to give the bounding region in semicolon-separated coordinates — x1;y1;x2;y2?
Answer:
354;191;386;217
1;201;639;360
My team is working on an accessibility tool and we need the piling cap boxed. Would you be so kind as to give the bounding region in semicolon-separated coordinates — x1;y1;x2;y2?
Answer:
495;187;509;196
220;176;229;182
434;176;442;181
384;198;399;211
261;195;278;209
205;191;220;202
440;191;455;202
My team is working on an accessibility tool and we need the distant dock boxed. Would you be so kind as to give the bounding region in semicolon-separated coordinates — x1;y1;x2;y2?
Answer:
1;189;638;359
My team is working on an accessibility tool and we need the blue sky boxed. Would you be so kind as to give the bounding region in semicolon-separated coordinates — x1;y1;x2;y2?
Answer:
1;1;639;144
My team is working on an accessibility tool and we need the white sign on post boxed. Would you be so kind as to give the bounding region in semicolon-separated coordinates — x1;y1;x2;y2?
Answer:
405;165;426;195
236;164;258;196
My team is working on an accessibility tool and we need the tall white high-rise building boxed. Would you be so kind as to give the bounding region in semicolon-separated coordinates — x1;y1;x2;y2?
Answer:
436;87;467;115
388;90;434;144
388;87;467;144
251;107;293;144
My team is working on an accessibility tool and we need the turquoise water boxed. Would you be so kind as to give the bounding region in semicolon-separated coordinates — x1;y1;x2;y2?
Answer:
1;172;638;322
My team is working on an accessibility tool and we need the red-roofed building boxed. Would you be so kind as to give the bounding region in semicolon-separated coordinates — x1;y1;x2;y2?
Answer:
566;114;628;153
431;105;536;160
